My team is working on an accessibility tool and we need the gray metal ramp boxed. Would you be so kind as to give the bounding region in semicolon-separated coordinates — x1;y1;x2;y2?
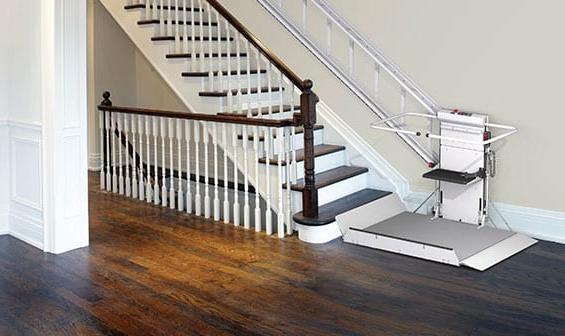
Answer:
337;197;537;271
361;213;514;261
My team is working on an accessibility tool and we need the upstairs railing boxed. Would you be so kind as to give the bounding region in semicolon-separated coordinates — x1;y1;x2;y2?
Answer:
124;0;323;220
98;91;303;237
257;0;440;166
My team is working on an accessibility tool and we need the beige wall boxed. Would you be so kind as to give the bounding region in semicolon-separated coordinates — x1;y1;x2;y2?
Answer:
87;0;187;161
220;0;565;212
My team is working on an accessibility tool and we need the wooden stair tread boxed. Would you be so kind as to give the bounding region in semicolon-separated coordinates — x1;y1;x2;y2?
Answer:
283;166;368;191
236;125;324;141
200;86;283;97
152;36;232;42
293;189;393;226
138;19;217;26
125;4;203;11
259;144;345;166
183;69;267;77
167;52;247;59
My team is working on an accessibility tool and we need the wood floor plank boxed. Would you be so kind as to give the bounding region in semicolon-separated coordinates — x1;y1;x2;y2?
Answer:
0;172;562;335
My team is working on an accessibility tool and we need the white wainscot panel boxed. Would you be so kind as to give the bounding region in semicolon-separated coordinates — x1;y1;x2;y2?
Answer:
9;124;43;248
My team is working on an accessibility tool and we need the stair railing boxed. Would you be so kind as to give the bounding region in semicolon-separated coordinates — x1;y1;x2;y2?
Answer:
124;0;322;222
257;0;440;166
99;91;303;237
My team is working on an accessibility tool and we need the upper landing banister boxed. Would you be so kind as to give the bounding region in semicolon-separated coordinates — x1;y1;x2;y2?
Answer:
98;104;301;128
206;0;306;91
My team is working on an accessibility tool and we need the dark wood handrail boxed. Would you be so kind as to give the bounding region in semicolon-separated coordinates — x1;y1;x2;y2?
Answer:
98;105;301;128
206;0;306;91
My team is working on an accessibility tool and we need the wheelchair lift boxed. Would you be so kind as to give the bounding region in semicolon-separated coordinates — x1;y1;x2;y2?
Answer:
336;110;536;271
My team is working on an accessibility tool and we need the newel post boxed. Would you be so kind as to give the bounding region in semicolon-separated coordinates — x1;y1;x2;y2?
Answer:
301;80;320;218
100;91;112;173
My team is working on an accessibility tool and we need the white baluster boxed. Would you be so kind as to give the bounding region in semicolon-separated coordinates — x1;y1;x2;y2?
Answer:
194;121;201;216
174;0;180;53
131;115;138;199
159;0;165;37
183;0;189;54
105;111;111;191
242;124;250;230
125;114;131;197
215;8;224;91
232;124;240;227
190;0;196;71
138;115;145;201
198;0;204;72
207;2;214;91
161;117;168;207
168;0;172;37
236;31;243;114
253;125;261;232
177;119;184;211
290;86;298;184
118;113;124;195
146;116;153;202
153;116;160;205
277;72;285;238
264;125;272;235
265;62;274;236
203;121;210;218
245;40;252;116
267;61;273;117
285;126;293;235
222;123;229;223
169;118;176;209
277;126;284;238
185;120;193;213
213;122;220;221
226;22;233;111
145;0;150;21
99;110;105;190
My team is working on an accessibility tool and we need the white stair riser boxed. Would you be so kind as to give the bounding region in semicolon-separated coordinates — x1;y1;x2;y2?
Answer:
290;172;368;210
335;193;405;235
294;150;345;179
166;57;256;72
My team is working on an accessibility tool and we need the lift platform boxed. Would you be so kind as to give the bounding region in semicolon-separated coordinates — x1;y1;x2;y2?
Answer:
337;110;536;271
336;194;536;271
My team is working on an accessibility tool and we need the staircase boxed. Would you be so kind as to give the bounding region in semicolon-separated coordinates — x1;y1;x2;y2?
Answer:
98;0;396;243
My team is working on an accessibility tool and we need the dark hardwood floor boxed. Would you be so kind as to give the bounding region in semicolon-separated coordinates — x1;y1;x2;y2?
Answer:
0;173;564;335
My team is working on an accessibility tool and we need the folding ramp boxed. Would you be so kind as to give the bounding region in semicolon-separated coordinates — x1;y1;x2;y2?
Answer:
336;193;536;271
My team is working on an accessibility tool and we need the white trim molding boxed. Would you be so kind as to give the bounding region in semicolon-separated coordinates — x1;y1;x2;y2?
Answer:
41;0;89;254
0;210;8;235
88;152;102;171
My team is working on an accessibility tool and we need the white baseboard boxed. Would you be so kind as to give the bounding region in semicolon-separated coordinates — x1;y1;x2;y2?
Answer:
0;210;8;235
490;203;565;244
89;153;101;171
405;192;565;244
8;213;44;250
